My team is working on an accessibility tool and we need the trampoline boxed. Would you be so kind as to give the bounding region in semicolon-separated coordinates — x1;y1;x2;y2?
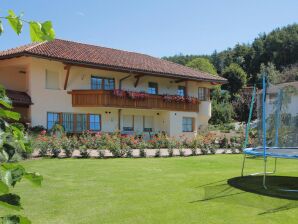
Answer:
244;147;298;159
241;75;298;190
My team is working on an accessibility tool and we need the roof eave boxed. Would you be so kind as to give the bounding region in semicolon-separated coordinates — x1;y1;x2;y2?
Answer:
0;52;227;84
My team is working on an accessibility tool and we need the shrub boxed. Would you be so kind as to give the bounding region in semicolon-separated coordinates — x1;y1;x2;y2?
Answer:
210;148;217;154
140;148;146;157
29;125;46;134
137;139;149;150
219;137;229;148
98;150;105;159
191;148;197;156
126;148;133;158
60;135;76;158
179;148;184;156
48;136;61;158
168;148;174;157
79;145;90;158
35;132;49;157
155;149;160;157
201;148;208;155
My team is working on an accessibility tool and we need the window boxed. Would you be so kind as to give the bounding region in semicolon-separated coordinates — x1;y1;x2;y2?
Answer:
182;117;194;132
49;112;101;133
148;82;158;95
45;70;59;89
62;113;74;133
47;112;59;129
89;114;101;131
177;86;186;96
76;114;87;133
104;79;115;90
143;116;153;132
123;115;134;131
198;87;209;101
91;76;115;90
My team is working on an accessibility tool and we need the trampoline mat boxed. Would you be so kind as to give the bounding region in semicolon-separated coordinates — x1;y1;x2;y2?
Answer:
244;147;298;159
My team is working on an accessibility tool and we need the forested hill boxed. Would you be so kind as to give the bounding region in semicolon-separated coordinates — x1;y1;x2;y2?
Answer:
162;24;298;85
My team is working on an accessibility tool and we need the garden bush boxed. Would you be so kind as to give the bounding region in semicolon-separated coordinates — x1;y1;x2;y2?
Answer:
32;129;245;158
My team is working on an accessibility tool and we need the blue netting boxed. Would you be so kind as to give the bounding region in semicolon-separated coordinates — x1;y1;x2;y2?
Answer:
244;78;298;158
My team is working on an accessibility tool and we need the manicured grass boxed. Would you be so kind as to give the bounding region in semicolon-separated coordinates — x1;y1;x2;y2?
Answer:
1;155;297;224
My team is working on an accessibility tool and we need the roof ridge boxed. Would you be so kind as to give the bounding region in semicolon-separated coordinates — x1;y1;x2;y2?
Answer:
24;41;47;52
54;38;155;58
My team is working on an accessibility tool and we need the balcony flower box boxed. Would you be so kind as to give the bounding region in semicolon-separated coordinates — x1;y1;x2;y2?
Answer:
127;91;148;100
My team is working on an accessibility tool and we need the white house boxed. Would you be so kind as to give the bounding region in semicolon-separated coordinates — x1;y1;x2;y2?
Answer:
0;39;226;137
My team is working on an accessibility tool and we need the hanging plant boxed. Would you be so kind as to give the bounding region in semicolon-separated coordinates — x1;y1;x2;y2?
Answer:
127;91;148;100
113;89;127;97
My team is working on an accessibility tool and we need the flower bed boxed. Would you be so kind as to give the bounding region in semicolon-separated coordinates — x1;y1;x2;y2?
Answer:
33;130;244;158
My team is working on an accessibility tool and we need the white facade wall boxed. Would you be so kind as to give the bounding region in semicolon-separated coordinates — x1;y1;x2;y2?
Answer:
0;57;214;137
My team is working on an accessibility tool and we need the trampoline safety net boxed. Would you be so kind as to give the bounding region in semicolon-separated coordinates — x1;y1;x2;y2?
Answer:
246;80;298;158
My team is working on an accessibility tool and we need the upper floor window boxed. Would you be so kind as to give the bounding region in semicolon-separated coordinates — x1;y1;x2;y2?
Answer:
91;76;115;90
177;86;186;96
46;70;59;90
198;87;209;101
148;82;158;95
182;117;194;132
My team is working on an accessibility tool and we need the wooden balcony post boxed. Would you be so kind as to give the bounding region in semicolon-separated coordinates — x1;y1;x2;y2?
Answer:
64;65;71;90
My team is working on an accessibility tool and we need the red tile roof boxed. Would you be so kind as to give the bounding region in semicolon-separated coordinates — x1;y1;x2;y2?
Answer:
0;39;226;83
6;90;32;106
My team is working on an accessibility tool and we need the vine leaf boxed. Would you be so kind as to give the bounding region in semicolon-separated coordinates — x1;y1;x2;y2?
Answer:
30;21;55;42
0;215;31;224
6;10;23;35
0;164;25;187
0;21;3;35
0;180;9;194
24;172;43;186
0;193;22;210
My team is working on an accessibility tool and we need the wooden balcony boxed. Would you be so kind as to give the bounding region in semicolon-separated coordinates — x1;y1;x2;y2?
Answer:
69;90;200;112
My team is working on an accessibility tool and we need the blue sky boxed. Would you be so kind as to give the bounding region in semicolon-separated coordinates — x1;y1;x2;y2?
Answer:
1;0;298;57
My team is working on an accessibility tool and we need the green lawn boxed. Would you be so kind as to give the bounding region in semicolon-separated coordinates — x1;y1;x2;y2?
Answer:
2;155;297;224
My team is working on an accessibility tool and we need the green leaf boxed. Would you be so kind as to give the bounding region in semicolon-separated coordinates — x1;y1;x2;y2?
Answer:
41;21;55;40
0;193;21;210
0;21;3;35
0;96;13;109
0;109;20;121
24;172;43;186
6;10;22;35
29;22;43;42
1;164;25;187
0;150;9;163
30;21;55;42
0;181;9;194
1;215;31;224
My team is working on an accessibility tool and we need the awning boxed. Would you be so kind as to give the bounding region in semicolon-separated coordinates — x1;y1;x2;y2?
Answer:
6;89;32;106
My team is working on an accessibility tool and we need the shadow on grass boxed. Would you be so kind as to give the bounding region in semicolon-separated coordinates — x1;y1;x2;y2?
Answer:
228;176;298;200
191;176;298;215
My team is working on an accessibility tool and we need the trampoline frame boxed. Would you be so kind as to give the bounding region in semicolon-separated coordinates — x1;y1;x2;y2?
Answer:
240;74;298;191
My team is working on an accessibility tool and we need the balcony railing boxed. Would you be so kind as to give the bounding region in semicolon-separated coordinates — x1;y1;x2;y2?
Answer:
69;90;200;112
